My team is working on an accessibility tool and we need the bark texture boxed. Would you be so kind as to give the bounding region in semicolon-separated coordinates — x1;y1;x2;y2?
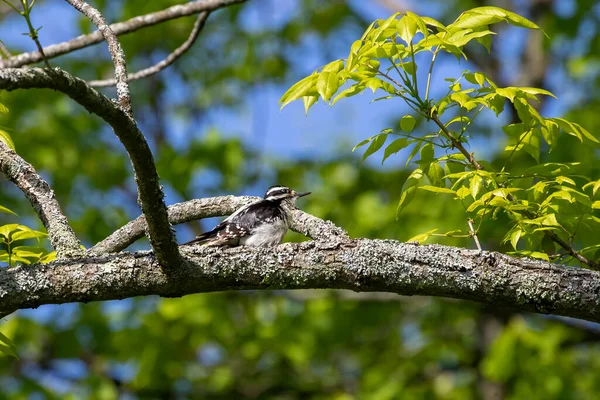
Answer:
0;67;182;269
1;239;600;323
0;141;83;258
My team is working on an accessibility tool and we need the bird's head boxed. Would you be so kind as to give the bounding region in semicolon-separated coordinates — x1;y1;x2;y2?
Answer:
264;185;311;202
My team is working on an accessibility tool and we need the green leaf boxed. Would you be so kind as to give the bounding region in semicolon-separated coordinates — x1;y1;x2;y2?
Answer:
0;102;9;114
405;141;422;167
316;72;340;102
362;134;387;162
0;331;18;358
419;185;455;194
465;72;486;87
406;11;429;38
279;74;319;109
0;205;17;216
302;96;318;115
583;180;600;196
470;174;483;199
11;229;47;242
510;228;522;250
420;143;434;163
397;15;417;45
331;84;365;106
427;163;445;187
509;251;550;261
456;186;470;199
382;138;409;164
352;138;371;152
0;224;19;241
40;251;56;263
321;59;344;74
346;40;363;71
408;229;438;243
397;168;423;215
399;115;416;132
0;129;15;151
521;213;560;227
450;6;543;32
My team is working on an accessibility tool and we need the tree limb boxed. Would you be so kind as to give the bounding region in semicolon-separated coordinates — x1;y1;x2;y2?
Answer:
1;240;600;323
0;0;247;69
91;196;349;254
64;0;132;116
88;12;210;88
0;67;182;269
0;141;83;258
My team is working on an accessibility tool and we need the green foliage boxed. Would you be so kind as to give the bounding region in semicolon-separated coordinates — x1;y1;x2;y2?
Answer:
281;6;599;267
0;222;55;266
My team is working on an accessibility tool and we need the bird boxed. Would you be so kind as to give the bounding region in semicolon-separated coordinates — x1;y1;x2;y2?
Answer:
183;185;311;247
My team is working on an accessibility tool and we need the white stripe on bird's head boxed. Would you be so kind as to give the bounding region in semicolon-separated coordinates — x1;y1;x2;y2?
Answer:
264;185;312;201
264;185;292;201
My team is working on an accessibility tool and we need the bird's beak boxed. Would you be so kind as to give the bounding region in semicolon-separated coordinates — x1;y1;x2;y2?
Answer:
294;191;311;198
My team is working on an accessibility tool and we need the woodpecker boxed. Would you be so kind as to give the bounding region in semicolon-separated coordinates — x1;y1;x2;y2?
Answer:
183;185;311;247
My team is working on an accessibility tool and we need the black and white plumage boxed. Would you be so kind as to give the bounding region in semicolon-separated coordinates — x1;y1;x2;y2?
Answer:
183;185;311;247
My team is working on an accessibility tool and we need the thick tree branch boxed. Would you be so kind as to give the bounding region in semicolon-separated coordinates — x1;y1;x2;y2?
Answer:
0;0;247;69
0;67;182;269
0;141;83;258
64;0;132;116
2;240;600;323
88;12;210;88
91;196;349;254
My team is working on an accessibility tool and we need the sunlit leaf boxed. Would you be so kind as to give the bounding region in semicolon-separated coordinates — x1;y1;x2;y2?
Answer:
382;138;409;164
0;129;15;151
399;115;416;132
408;229;438;243
419;185;455;194
362;134;387;162
316;72;340;102
279;74;319;109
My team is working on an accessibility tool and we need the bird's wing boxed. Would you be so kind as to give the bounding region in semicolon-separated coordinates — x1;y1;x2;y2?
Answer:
183;200;263;245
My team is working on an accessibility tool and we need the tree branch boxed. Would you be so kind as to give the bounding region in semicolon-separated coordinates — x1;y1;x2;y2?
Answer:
88;12;210;88
2;240;600;323
91;196;349;254
0;141;83;258
64;0;132;116
0;67;182;269
0;0;247;69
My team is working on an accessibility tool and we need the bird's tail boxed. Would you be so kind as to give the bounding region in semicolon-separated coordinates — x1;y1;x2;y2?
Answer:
181;231;213;246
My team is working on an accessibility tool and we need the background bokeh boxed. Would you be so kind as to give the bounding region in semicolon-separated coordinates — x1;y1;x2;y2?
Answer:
1;0;600;398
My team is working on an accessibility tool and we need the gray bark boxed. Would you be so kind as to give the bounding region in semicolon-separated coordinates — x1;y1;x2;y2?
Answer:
0;141;83;258
1;239;600;323
0;67;182;270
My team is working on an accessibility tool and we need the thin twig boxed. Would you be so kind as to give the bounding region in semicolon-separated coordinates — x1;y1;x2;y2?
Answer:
0;41;12;59
64;0;132;116
0;0;247;68
0;140;83;258
88;12;210;88
467;219;482;251
21;3;51;68
430;111;484;170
